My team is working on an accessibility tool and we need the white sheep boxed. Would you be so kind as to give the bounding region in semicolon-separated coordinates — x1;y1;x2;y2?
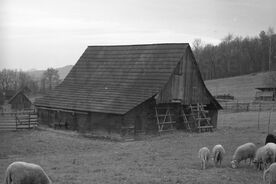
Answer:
254;145;275;170
198;147;210;170
265;143;276;162
231;142;257;168
212;144;225;167
263;162;276;184
4;161;52;184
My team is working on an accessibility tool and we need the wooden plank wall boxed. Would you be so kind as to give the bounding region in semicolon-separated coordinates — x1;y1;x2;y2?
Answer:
10;92;32;110
157;47;211;105
123;98;157;133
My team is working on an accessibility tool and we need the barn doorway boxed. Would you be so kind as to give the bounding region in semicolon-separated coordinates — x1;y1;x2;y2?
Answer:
134;115;144;134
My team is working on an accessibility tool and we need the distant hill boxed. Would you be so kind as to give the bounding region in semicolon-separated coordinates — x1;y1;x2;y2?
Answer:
27;65;73;80
205;71;276;102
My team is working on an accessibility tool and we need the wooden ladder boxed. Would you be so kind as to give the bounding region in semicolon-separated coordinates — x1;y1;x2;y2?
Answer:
188;103;213;132
155;106;176;133
180;106;192;132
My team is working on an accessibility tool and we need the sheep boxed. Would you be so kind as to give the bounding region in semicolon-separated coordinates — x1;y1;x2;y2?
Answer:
266;143;276;162
231;142;257;169
4;161;52;184
198;147;210;170
254;145;275;170
266;134;276;145
212;144;225;167
253;146;266;170
263;162;276;184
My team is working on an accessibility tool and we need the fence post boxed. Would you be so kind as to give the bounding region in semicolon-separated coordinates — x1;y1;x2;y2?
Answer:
268;102;275;133
268;110;272;134
258;102;261;129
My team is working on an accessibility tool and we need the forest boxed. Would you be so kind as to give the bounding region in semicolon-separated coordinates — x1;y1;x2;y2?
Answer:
193;28;276;80
0;68;60;102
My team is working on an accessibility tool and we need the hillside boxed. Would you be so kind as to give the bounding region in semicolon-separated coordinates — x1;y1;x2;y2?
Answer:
205;71;276;102
27;65;73;80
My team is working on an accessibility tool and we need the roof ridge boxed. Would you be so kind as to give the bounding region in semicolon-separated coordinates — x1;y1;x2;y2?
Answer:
87;43;189;47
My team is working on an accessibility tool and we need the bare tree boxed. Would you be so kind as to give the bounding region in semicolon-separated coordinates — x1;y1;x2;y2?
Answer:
222;33;234;43
192;39;203;50
42;68;60;91
0;69;17;91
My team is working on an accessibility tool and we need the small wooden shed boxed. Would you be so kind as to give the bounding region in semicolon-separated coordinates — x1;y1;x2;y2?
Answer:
35;43;222;138
255;86;276;101
8;89;32;110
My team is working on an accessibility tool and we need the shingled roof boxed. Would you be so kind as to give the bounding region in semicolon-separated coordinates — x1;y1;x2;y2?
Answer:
35;43;192;114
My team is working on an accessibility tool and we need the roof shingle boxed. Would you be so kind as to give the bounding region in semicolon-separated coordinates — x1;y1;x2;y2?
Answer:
35;43;189;114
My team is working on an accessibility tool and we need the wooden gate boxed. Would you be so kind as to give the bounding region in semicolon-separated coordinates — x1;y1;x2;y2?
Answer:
0;111;38;131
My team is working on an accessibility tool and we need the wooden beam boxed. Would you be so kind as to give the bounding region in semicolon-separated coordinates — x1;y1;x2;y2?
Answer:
37;106;88;115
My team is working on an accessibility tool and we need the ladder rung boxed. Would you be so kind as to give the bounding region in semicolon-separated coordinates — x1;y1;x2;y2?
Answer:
156;114;175;117
158;121;176;125
190;110;208;112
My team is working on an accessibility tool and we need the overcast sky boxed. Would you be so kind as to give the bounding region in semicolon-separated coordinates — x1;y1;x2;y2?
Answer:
0;0;276;70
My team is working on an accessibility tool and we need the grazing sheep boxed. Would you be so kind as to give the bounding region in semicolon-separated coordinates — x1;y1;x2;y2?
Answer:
266;134;276;145
254;145;275;170
266;143;276;162
231;142;257;169
212;144;225;167
263;162;276;184
198;147;210;170
4;161;52;184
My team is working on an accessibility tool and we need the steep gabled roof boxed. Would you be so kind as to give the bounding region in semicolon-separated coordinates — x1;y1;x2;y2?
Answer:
35;43;191;114
8;90;31;104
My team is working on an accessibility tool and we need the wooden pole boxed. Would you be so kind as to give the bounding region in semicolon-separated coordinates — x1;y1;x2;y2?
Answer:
268;110;272;134
258;103;261;129
268;102;275;133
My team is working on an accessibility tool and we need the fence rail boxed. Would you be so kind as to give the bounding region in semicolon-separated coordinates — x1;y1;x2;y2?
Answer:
0;110;38;131
220;100;276;112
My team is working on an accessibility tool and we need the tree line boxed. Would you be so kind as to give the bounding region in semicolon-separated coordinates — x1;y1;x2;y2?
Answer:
193;27;276;80
0;68;60;97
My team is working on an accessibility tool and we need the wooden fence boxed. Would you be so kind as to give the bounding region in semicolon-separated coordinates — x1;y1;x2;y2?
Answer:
0;110;38;131
220;100;276;112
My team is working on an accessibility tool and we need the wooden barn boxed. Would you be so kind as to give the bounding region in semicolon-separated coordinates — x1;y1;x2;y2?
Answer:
8;88;32;110
35;43;222;138
255;86;276;101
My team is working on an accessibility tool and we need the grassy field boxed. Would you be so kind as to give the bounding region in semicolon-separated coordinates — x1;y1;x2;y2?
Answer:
205;71;275;101
1;111;276;184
